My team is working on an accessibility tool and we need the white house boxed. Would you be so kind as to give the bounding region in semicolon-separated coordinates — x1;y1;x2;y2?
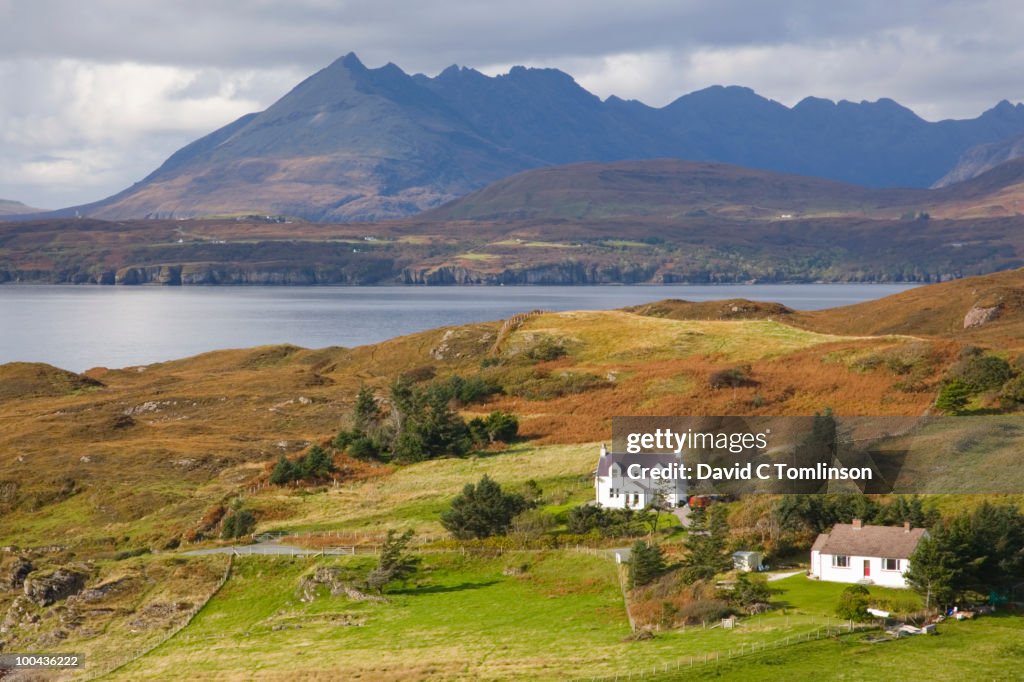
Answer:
594;444;686;509
809;519;927;589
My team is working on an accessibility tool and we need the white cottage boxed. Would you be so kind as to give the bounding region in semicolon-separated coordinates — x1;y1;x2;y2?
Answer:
809;519;927;589
594;444;687;509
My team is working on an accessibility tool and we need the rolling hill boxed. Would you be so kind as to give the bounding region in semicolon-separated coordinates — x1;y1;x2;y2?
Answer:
3;272;1023;678
426;157;1024;222
16;53;1024;222
0;198;43;216
627;266;1024;342
9;158;1024;286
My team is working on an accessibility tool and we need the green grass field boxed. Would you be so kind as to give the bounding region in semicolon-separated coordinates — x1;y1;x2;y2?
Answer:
92;552;1017;682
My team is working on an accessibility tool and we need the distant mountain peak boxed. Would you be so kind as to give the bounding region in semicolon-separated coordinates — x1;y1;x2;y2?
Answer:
337;51;366;70
30;52;1024;223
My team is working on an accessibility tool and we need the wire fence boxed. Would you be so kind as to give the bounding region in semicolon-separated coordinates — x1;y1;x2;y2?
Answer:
83;554;234;681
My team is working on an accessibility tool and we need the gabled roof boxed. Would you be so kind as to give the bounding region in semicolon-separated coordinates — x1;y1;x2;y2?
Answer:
812;523;927;559
596;452;682;477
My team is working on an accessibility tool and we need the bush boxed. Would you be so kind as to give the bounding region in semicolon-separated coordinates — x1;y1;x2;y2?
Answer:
440;475;528;539
221;509;256;539
950;354;1013;392
1000;374;1024;405
269;446;336;484
525;336;568;362
709;365;758;389
566;505;650;537
676;599;734;625
348;436;380;460
935;379;970;414
509;370;610;400
437;374;502;405
469;411;519;445
836;584;871;623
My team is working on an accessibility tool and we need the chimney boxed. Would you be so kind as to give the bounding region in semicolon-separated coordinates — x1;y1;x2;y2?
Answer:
852;519;862;530
600;443;608;457
904;521;911;532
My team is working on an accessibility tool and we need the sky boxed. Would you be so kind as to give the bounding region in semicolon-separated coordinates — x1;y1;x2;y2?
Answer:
1;0;1022;209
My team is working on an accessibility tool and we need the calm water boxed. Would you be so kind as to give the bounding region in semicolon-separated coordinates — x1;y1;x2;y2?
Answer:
0;284;918;372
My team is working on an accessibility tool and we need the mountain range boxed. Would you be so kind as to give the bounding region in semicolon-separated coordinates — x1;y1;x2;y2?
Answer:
7;157;1024;286
21;53;1024;223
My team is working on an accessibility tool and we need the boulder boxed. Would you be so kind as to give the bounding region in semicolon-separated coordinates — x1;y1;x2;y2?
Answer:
0;557;33;591
23;566;89;606
964;305;1000;328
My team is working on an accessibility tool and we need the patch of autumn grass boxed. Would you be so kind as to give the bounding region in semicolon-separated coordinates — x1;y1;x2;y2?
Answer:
513;311;853;364
245;442;598;536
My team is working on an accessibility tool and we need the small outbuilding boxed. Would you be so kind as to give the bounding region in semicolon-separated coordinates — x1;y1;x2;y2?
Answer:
732;550;763;572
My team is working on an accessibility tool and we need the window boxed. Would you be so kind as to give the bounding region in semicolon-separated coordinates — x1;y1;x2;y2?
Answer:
883;558;900;571
832;555;850;568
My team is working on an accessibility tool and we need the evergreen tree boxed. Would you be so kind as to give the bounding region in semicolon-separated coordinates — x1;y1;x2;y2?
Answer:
269;454;297;485
298;444;333;479
905;534;957;609
353;384;381;433
484;411;519;443
935;379;970;414
365;529;420;593
628;541;666;588
681;504;732;582
440;475;528;539
221;509;256;539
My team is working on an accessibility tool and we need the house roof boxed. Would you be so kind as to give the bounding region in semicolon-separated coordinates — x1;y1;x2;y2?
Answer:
595;452;682;477
811;523;927;559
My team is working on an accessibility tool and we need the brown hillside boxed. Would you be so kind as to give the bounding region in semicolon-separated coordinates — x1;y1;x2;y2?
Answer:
0;362;104;400
422;159;920;222
625;268;1024;346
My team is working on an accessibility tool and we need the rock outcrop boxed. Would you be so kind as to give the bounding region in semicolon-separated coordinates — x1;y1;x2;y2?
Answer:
22;565;89;607
964;305;1001;328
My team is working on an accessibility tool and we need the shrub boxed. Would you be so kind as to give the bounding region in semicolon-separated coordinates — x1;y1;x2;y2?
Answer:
676;599;734;625
400;365;436;383
364;529;420;593
1000;374;1024;405
950;354;1013;392
509;370;610;400
836;584;871;623
726;573;772;611
440;475;528;539
935;379;971;414
709;365;758;389
348;436;380;460
221;509;256;539
525;336;568;362
469;411;520;445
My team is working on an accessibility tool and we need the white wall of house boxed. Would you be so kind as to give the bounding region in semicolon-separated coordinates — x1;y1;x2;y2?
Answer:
810;551;911;589
595;475;638;508
594;476;684;509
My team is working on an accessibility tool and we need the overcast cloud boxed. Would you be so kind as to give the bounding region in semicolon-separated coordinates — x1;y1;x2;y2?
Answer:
1;0;1022;208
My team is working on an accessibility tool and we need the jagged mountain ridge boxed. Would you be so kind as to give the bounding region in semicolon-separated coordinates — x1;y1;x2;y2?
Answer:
933;132;1024;187
31;53;1024;222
